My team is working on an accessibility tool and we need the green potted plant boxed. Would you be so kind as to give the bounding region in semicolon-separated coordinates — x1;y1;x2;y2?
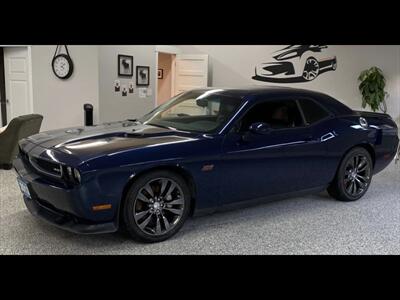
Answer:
358;66;388;112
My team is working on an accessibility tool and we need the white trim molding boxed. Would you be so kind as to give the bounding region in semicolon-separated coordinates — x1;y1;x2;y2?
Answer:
155;46;182;55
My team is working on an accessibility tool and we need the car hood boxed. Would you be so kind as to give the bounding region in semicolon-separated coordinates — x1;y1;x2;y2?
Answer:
23;120;200;163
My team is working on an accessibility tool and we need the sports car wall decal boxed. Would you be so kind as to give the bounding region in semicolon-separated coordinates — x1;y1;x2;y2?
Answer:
252;45;337;83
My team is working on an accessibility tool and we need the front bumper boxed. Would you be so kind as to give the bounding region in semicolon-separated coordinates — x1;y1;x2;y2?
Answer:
23;194;117;234
14;156;118;234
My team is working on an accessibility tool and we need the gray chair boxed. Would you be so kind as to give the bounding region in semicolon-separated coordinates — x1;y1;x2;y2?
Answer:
0;114;43;169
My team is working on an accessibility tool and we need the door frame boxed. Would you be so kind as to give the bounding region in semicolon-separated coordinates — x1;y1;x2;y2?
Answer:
155;46;181;108
2;45;34;123
0;47;6;126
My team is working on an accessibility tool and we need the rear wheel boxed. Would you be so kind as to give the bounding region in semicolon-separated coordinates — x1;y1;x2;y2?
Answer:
123;170;191;243
328;147;373;201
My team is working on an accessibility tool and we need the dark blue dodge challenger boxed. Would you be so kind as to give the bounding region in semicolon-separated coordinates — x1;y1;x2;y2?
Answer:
15;87;399;242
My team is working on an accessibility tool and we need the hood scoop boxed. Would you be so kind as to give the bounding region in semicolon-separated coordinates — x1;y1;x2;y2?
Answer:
61;132;130;147
60;128;177;147
65;128;85;134
64;121;137;134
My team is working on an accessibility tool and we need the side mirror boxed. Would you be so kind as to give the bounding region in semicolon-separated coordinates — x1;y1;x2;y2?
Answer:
196;99;208;107
248;122;271;135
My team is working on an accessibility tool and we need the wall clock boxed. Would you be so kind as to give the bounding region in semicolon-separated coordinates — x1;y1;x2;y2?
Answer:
52;45;74;79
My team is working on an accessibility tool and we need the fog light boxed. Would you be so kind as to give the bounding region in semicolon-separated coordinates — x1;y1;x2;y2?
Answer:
73;168;81;183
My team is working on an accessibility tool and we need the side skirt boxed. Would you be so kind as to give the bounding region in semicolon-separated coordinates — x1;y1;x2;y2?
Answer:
193;185;328;217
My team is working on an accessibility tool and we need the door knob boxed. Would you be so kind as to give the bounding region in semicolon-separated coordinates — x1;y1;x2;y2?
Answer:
6;99;9;103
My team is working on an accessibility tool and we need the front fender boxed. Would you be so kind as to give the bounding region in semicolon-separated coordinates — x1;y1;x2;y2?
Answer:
82;136;224;218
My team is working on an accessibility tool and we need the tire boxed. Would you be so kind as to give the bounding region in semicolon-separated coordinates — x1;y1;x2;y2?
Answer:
123;170;191;243
328;147;373;202
302;57;320;81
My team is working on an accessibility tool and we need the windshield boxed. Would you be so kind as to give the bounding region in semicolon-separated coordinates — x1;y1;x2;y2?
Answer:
139;90;243;133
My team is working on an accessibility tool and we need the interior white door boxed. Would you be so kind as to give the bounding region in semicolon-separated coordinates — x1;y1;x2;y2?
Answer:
3;47;32;121
174;54;209;96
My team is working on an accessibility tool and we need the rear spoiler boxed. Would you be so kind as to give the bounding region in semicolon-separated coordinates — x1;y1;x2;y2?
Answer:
354;110;392;120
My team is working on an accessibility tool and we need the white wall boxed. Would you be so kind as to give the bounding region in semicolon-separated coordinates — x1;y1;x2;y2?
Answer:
26;45;399;131
178;45;400;124
29;45;157;130
30;46;99;131
98;46;156;123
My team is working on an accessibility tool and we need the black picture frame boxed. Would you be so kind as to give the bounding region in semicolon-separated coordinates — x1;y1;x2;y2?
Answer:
118;54;133;77
136;66;150;86
158;69;163;79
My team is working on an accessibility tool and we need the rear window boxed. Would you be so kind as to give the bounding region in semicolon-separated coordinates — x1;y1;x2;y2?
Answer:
299;99;329;125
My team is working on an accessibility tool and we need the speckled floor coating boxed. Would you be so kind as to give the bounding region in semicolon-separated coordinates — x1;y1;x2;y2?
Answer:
1;162;399;255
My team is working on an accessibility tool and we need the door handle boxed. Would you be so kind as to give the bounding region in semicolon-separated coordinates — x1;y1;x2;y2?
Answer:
304;135;314;141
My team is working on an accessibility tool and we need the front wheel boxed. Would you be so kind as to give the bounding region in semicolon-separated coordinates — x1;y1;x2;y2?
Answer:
123;170;191;243
328;147;373;201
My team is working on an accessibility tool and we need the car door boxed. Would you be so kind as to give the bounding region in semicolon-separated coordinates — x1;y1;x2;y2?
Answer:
220;97;328;205
293;97;337;186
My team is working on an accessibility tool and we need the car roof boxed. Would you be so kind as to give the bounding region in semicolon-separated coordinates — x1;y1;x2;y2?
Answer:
190;86;353;115
191;86;326;99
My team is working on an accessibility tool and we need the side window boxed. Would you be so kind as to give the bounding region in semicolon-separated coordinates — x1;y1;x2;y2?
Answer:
238;99;304;131
298;98;330;125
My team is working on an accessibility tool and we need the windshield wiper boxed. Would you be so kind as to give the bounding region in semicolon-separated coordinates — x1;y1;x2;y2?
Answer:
147;123;176;130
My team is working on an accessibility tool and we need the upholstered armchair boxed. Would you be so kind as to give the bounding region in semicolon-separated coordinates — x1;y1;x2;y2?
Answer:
0;114;43;169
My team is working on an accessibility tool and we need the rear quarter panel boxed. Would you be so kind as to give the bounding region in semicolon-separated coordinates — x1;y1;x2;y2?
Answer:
323;114;398;181
362;113;399;173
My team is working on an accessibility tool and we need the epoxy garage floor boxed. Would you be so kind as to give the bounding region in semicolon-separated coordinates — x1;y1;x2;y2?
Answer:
1;163;399;255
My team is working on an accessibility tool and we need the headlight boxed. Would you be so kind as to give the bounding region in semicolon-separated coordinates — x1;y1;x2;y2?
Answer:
73;168;81;183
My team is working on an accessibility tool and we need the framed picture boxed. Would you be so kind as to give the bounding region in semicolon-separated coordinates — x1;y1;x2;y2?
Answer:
118;55;133;77
158;69;163;79
128;81;134;93
114;80;120;92
121;85;128;96
136;66;150;86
